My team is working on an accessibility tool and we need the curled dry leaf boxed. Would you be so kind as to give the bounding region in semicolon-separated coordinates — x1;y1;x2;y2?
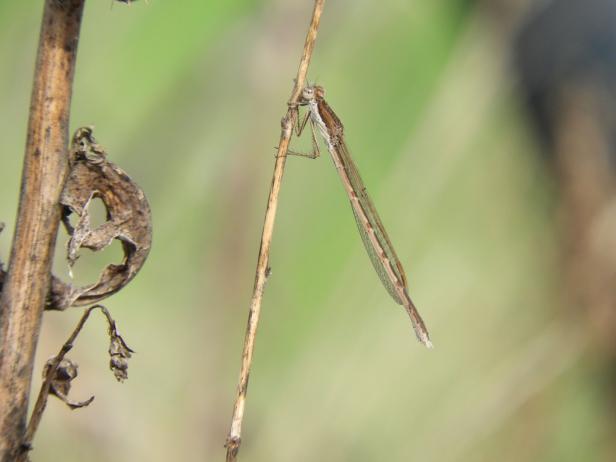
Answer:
43;357;94;410
46;126;152;310
0;129;152;309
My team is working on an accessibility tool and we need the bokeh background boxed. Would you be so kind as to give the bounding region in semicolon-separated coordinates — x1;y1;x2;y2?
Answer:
1;0;615;460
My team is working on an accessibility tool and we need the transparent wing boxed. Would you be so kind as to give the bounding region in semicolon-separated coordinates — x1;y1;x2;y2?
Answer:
335;140;409;305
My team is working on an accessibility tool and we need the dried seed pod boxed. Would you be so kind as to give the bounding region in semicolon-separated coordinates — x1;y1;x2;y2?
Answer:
43;357;94;410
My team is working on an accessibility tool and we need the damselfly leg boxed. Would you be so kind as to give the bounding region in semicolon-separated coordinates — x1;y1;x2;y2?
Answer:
285;111;321;159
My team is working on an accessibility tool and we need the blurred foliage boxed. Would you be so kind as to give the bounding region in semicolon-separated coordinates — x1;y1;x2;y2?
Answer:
0;1;613;461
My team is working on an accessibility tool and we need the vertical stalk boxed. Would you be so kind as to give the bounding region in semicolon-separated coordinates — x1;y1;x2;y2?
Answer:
224;1;325;461
0;1;85;459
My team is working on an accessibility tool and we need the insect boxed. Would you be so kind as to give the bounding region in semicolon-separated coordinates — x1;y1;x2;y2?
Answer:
295;85;432;347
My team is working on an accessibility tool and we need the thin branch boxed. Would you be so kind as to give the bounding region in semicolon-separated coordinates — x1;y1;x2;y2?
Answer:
23;306;98;449
23;304;129;451
224;1;325;460
0;1;85;459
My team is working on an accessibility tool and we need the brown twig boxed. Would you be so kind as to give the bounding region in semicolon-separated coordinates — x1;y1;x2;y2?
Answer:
23;305;98;449
0;1;85;459
224;1;325;460
23;304;129;451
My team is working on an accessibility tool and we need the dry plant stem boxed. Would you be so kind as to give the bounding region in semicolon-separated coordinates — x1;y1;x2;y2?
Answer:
225;1;325;460
0;1;85;459
23;305;111;449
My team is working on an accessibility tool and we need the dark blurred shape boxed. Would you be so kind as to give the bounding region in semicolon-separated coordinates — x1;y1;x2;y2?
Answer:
514;0;616;353
515;0;616;160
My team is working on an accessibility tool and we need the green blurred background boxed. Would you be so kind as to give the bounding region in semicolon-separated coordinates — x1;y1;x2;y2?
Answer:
0;1;614;461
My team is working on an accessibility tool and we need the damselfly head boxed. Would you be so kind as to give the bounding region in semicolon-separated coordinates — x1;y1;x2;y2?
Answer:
300;86;315;104
300;85;325;104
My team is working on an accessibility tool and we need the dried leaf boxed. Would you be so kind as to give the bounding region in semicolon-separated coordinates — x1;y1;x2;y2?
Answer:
106;317;134;382
1;125;153;311
46;127;152;310
43;358;94;410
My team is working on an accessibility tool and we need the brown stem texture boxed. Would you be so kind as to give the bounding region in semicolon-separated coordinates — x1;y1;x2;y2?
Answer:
0;1;85;459
224;1;326;461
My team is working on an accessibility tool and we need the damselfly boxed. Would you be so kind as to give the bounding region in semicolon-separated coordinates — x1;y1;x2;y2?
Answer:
295;85;432;348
